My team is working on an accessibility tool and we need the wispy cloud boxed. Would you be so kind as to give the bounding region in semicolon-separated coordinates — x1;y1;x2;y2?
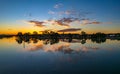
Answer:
54;3;63;8
51;17;79;27
57;28;81;32
89;21;102;24
27;3;103;29
45;19;70;27
48;3;93;26
81;20;102;25
59;17;74;23
28;19;70;27
27;19;102;28
48;10;55;14
54;20;70;27
43;43;70;52
25;42;44;51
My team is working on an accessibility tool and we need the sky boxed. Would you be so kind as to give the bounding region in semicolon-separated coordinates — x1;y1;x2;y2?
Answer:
0;0;120;34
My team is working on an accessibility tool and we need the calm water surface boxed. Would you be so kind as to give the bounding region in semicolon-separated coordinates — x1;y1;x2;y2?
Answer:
0;37;120;74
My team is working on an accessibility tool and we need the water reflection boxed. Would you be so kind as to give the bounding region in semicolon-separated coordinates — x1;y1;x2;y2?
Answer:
15;36;109;45
14;36;112;54
91;38;106;43
0;36;119;53
0;36;120;74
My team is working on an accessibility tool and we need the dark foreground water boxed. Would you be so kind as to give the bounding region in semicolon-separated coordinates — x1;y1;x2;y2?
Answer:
0;37;120;74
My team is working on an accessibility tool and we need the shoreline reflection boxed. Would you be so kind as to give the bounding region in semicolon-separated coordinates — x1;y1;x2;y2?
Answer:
15;36;108;54
0;36;119;54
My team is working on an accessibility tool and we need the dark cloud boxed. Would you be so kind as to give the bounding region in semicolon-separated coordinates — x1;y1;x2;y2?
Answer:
29;20;45;27
57;28;81;32
28;20;70;27
52;17;79;27
28;19;102;28
59;17;74;23
89;21;102;24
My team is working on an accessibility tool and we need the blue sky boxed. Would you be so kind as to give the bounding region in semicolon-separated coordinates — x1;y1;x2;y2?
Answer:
0;0;120;34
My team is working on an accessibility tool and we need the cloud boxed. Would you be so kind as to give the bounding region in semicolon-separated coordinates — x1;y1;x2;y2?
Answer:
54;3;63;8
59;17;73;23
27;15;102;29
27;19;102;28
57;28;81;32
28;19;70;27
48;4;91;23
28;20;45;27
51;17;79;27
46;19;70;27
55;20;70;27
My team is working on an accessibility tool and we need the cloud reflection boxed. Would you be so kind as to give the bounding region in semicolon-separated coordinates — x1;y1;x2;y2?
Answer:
24;41;99;54
25;41;44;51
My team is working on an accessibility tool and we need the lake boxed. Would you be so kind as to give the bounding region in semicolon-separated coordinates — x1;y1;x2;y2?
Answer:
0;37;120;74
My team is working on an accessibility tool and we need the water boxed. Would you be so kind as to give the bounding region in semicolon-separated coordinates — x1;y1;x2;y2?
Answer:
0;37;120;74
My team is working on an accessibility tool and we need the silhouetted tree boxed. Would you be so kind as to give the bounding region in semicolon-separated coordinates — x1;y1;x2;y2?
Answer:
33;31;38;35
81;31;87;38
81;31;86;35
17;32;22;36
42;30;49;35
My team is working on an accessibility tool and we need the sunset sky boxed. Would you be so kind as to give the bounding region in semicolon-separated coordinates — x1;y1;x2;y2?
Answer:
0;0;120;34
